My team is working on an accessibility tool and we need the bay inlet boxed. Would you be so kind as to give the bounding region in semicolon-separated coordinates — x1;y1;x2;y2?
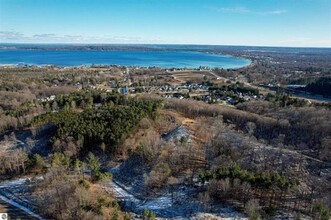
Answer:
0;49;250;69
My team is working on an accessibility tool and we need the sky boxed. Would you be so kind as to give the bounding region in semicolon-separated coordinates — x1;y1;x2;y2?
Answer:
0;0;330;47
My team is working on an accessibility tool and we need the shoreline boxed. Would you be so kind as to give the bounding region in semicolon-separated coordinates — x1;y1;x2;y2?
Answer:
0;59;252;70
0;61;252;70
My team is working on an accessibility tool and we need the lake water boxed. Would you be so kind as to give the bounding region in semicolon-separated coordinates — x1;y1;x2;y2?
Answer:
0;49;250;69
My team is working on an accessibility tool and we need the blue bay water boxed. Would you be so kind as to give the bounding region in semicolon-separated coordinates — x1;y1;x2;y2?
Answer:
0;49;250;69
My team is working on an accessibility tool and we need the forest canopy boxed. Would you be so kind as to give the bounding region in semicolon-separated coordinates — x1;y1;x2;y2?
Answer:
33;92;162;155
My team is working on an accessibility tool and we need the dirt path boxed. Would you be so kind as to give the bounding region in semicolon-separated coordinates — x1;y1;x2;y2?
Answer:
161;110;198;141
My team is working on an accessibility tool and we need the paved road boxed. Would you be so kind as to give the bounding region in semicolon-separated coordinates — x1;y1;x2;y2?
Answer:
0;178;44;220
0;197;39;220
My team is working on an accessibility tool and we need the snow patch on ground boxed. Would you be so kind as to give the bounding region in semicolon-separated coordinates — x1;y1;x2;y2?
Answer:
105;174;246;219
0;178;28;188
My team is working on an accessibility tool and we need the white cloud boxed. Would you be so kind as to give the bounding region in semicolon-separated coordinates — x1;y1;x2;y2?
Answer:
257;10;287;15
211;6;249;14
209;6;287;16
0;31;24;40
1;31;330;47
0;31;164;44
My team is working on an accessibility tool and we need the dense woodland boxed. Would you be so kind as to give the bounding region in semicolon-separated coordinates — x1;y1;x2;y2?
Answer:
33;92;161;156
299;77;331;97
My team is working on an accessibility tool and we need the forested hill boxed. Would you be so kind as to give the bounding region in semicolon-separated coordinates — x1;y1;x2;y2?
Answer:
300;77;331;97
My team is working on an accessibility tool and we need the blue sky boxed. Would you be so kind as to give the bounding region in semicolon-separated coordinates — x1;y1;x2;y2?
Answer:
0;0;330;47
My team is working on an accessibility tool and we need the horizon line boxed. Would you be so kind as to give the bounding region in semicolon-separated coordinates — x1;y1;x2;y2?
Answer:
1;42;331;49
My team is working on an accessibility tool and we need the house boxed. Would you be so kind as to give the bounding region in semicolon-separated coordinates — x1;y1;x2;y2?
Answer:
120;87;127;95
